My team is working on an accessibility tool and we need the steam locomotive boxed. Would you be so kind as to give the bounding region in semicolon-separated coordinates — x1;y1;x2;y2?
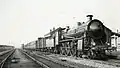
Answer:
23;15;120;59
60;15;115;59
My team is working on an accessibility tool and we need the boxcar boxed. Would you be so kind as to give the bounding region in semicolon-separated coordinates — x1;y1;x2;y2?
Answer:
37;37;46;51
44;27;65;53
24;41;37;51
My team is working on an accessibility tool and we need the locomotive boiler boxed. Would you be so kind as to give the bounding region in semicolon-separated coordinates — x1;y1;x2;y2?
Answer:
60;15;113;59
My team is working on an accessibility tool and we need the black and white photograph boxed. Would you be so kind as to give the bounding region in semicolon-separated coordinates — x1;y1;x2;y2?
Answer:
0;0;120;68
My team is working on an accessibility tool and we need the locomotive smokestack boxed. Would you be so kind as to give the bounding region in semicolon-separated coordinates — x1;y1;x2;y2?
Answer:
86;15;93;20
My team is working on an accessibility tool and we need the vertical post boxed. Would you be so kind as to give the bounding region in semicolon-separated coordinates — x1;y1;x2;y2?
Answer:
117;29;119;49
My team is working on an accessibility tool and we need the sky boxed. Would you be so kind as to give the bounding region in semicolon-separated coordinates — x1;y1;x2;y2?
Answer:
0;0;120;48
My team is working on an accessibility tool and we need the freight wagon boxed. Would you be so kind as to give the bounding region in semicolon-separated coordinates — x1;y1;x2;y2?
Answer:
44;27;65;53
24;41;37;51
36;37;46;51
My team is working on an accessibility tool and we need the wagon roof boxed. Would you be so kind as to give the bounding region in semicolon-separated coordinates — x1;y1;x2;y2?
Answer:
44;27;65;37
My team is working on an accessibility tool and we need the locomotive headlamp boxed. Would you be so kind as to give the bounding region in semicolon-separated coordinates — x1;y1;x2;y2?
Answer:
92;47;96;50
107;43;110;45
92;42;96;46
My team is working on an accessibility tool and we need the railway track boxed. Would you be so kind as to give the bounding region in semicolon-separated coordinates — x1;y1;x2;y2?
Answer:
21;50;120;68
3;49;42;68
21;50;50;68
0;49;15;68
93;58;120;68
32;51;120;68
21;50;77;68
35;52;95;68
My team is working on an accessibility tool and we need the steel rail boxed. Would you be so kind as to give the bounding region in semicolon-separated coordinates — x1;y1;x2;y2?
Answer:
0;49;15;68
20;50;50;68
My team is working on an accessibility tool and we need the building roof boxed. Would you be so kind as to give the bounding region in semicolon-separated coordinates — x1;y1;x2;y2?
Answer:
112;32;120;37
0;45;14;47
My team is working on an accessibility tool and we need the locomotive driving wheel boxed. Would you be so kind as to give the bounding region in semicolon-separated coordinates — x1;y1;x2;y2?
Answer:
87;49;96;59
70;41;77;56
60;43;65;55
60;47;66;55
60;42;69;56
69;41;74;56
98;50;108;60
70;46;77;56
